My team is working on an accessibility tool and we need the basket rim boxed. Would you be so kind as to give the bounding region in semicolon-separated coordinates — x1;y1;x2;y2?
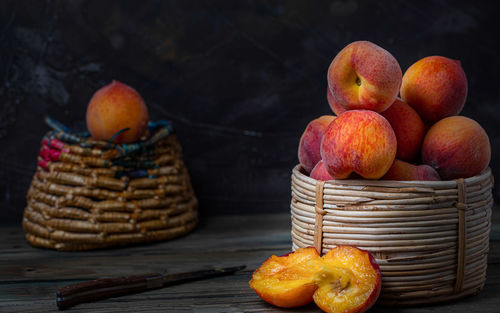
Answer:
292;164;493;188
45;117;174;143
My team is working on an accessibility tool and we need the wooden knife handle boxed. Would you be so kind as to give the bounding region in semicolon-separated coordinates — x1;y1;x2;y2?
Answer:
56;273;162;310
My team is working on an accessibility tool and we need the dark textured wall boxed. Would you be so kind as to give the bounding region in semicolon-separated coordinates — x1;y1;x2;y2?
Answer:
0;0;499;223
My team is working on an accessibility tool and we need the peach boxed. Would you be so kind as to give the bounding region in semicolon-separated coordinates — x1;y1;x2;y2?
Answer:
382;159;441;181
249;247;322;308
381;98;425;162
314;246;381;313
310;160;334;181
320;110;397;179
401;56;467;122
86;80;149;143
422;116;491;180
298;115;336;173
326;86;346;116
327;41;402;113
250;246;382;312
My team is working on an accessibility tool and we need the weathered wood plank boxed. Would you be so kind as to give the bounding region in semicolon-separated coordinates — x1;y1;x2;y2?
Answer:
1;213;500;312
2;265;499;313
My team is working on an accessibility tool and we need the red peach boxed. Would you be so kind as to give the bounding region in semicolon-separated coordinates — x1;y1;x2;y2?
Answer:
86;80;149;143
381;98;425;162
310;160;334;181
401;56;467;122
327;41;402;113
326;86;346;116
298;116;336;173
422;116;490;179
321;110;397;179
382;159;441;181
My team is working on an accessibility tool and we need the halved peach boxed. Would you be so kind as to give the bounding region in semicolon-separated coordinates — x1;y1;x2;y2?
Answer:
249;247;322;308
250;246;382;311
314;246;381;313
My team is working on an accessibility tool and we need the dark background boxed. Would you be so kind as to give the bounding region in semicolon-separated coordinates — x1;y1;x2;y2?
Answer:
0;0;498;224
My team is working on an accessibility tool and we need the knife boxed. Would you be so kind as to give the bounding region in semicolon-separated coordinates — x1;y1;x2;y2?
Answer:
56;265;246;310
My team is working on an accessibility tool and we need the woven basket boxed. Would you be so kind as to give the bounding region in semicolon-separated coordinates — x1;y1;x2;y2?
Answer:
290;164;494;306
22;119;198;251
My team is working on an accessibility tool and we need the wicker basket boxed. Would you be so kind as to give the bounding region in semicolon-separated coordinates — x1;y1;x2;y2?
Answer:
22;119;198;251
290;164;494;306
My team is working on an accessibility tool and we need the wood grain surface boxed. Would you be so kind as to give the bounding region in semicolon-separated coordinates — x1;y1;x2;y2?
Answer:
1;213;500;312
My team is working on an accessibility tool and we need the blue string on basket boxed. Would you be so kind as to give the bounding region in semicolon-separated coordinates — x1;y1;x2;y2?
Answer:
43;117;175;176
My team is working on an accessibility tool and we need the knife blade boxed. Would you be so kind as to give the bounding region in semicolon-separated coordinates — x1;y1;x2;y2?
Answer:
56;265;246;310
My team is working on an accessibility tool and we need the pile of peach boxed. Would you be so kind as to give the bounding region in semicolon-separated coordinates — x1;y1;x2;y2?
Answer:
250;246;381;313
250;41;493;313
300;41;491;181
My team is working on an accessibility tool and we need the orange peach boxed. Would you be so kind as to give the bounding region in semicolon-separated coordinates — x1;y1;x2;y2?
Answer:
381;98;425;162
327;41;402;112
320;110;397;179
298;115;336;173
249;247;322;308
314;246;382;313
422;116;490;180
310;160;334;181
326;86;346;116
86;80;149;143
401;56;467;122
382;159;440;181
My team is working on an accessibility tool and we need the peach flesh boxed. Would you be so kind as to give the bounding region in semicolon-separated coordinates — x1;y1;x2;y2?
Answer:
86;80;149;143
422;116;490;180
249;247;322;308
401;56;467;123
250;246;382;312
313;246;382;313
327;41;402;113
320;110;397;179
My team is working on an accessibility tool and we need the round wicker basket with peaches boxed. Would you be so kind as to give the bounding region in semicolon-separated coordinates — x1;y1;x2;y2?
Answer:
249;41;493;312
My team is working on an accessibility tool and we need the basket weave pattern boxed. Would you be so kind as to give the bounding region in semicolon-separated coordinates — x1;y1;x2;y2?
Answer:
23;124;198;251
291;164;494;305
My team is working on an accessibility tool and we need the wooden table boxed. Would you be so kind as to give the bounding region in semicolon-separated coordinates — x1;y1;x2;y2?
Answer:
1;213;499;312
